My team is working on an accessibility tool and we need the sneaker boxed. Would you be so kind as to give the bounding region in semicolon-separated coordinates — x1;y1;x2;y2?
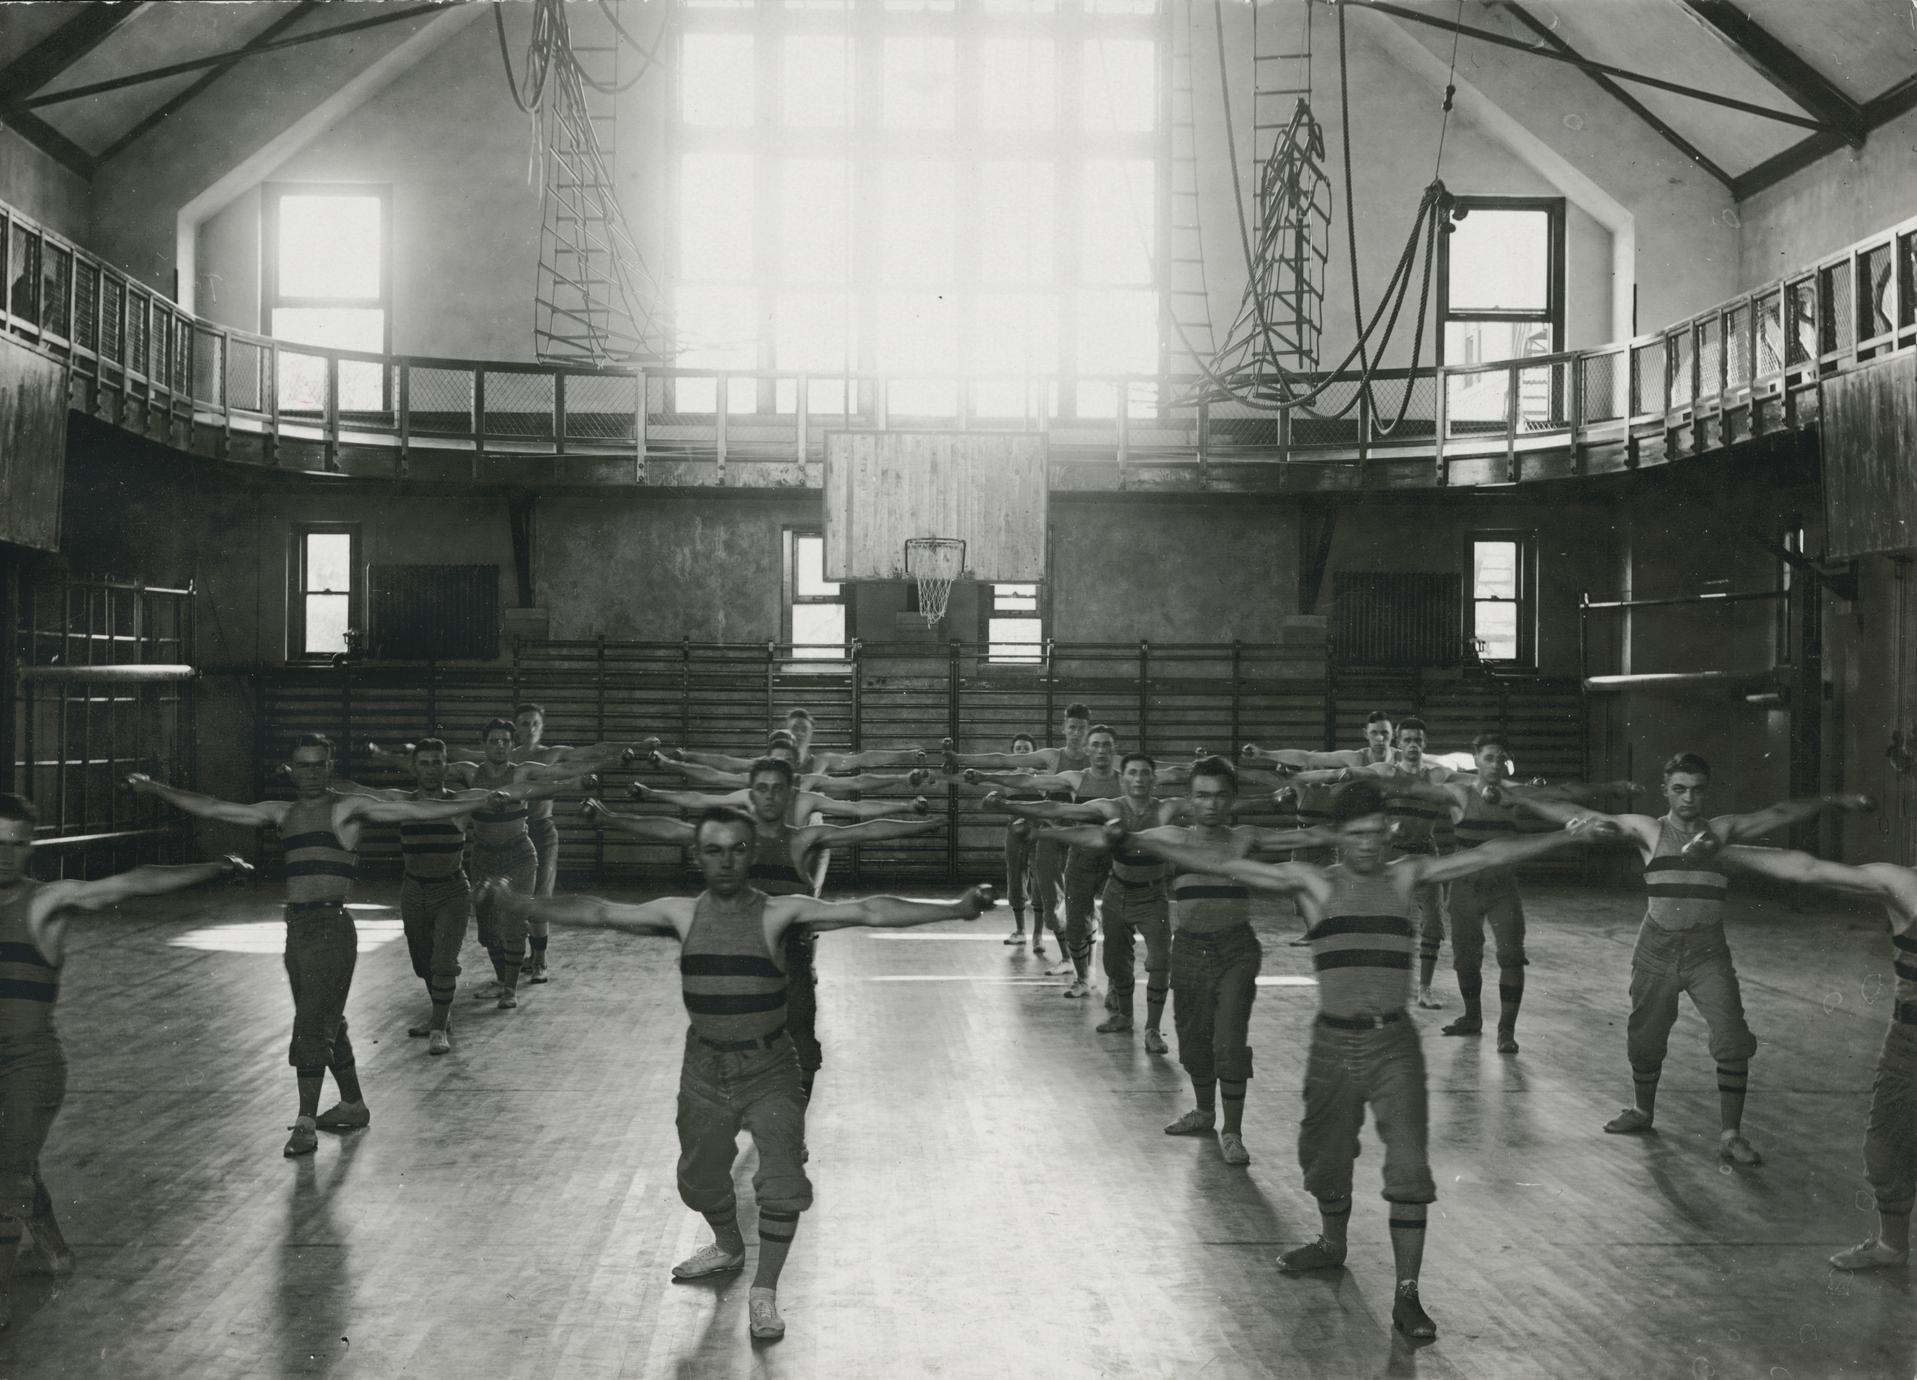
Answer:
497;991;519;1010
1144;1029;1169;1055
1062;978;1091;999
473;980;504;1001
314;1101;370;1132
1603;1107;1655;1135
283;1118;318;1157
1095;1013;1133;1034
526;955;551;985
1163;1108;1216;1136
1829;1238;1912;1271
1440;1015;1482;1037
1003;931;1026;947
1045;960;1075;978
1718;1133;1762;1166
428;1029;452;1056
1415;986;1443;1009
748;1286;786;1341
1219;1132;1250;1166
1495;1029;1520;1054
670;1242;745;1281
1031;943;1049;959
1392;1281;1437;1341
1278;1237;1347;1273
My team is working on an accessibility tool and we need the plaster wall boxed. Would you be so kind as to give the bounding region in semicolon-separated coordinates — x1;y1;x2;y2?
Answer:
0;127;89;242
1737;106;1917;290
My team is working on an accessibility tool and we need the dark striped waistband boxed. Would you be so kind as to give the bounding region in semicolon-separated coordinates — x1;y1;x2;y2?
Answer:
1173;921;1255;946
1109;875;1167;890
1319;1009;1406;1031
284;900;346;914
697;1024;788;1053
404;871;469;886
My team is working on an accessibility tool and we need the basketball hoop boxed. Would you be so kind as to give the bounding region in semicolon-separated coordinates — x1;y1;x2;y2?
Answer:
905;537;967;627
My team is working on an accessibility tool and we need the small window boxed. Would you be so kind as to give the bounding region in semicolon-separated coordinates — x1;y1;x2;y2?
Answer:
985;582;1044;663
291;524;361;659
263;185;391;412
1467;532;1533;667
786;530;848;659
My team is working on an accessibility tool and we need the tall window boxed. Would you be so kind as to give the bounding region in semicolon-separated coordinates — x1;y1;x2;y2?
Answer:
785;530;848;659
1439;198;1562;428
673;5;1162;418
264;185;391;411
1466;531;1533;667
291;524;361;659
984;582;1044;663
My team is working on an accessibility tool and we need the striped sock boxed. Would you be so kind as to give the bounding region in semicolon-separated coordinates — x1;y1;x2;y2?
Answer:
1497;970;1524;1030
703;1202;743;1252
755;1207;801;1289
1386;1200;1428;1282
1220;1080;1247;1134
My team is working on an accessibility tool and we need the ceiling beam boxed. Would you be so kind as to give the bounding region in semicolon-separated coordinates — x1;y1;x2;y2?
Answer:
0;0;145;178
94;2;323;167
1678;0;1866;147
1505;4;1734;189
1734;74;1917;201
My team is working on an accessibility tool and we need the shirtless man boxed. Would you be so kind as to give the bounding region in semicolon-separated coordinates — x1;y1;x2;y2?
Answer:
665;708;921;778
128;736;506;1155
1711;844;1917;1269
0;793;248;1326
1513;752;1874;1163
482;809;992;1342
1117;780;1604;1342
587;757;940;1101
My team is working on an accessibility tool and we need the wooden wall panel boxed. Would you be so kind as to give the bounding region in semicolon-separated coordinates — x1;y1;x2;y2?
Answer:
0;335;66;552
1822;353;1917;560
824;431;1047;582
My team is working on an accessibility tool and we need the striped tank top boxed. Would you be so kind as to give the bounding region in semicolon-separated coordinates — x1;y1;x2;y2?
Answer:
1043;746;1093;805
680;888;786;1044
1169;830;1251;934
1109;797;1169;886
1384;767;1446;852
1893;923;1917;1008
282;795;356;909
748;824;811;897
1310;864;1417;1017
1643;816;1728;932
1067;770;1123;871
1453;783;1522;887
0;883;58;1049
400;793;468;880
469;763;529;846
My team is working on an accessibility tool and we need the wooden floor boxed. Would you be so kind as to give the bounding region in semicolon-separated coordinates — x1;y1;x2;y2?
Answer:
7;875;1915;1380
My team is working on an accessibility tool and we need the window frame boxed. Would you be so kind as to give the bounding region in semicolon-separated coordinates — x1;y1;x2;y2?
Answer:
261;182;395;358
1464;528;1536;670
979;580;1047;664
1436;195;1564;368
783;527;852;660
288;522;363;663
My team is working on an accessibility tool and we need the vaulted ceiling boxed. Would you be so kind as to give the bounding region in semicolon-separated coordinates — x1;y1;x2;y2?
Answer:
2;0;1914;201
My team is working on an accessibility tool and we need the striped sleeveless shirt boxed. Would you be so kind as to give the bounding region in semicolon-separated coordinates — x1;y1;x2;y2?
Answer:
1383;766;1447;852
469;762;530;847
282;795;356;910
1893;922;1917;1011
1066;769;1122;872
1643;816;1728;932
748;823;812;897
1310;864;1418;1017
1043;746;1093;805
1453;782;1522;888
0;883;58;1049
1109;797;1169;886
680;888;787;1044
1169;830;1251;934
400;792;468;881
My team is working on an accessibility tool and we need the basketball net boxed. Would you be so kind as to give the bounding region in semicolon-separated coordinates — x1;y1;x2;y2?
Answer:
905;537;966;627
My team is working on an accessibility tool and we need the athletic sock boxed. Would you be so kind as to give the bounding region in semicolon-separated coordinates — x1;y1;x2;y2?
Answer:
531;935;549;961
1219;1080;1247;1134
1456;970;1483;1021
755;1207;800;1289
1387;1200;1428;1282
1497;969;1524;1031
1318;1195;1352;1248
703;1203;744;1255
333;1063;364;1105
1145;981;1168;1030
1192;1077;1217;1116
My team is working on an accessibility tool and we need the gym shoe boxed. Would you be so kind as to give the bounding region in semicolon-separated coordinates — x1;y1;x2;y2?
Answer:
1095;1013;1133;1034
497;991;519;1010
1219;1132;1250;1166
473;979;504;1001
670;1242;745;1281
314;1101;370;1131
1440;1015;1482;1037
1604;1107;1654;1135
1829;1238;1911;1271
1495;1029;1520;1054
1415;986;1443;1009
1393;1281;1437;1341
1719;1133;1763;1166
1144;1028;1169;1055
428;1029;452;1056
1003;931;1026;947
1062;978;1091;999
1164;1108;1216;1136
748;1286;786;1341
283;1118;318;1157
526;955;551;984
1046;960;1075;978
1278;1237;1346;1273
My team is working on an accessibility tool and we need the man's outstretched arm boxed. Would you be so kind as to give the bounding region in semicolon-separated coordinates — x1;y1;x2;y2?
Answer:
803;817;941;848
779;884;995;933
804;794;929;822
579;799;696;844
1716;846;1915;908
1411;822;1605;887
488;882;691;938
49;856;251;914
124;775;285;828
1712;793;1876;846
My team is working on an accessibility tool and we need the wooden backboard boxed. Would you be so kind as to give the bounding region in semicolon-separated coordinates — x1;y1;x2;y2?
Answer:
0;335;66;553
823;431;1048;581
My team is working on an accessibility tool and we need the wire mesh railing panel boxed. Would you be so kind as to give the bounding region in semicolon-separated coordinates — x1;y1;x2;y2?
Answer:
1821;259;1854;356
227;337;266;413
6;222;36;327
1515;359;1568;432
1368;373;1438;442
1859;242;1894;342
408;366;474;435
40;241;70;339
73;259;97;354
1630;338;1665;414
1444;368;1509;438
1579;350;1623;423
126;292;149;377
1901;231;1917;331
192;326;223;407
1696;316;1723;404
276;346;329;418
1668;328;1695;408
565;371;639;442
100;276;123;365
483;370;557;440
1724;304;1750;390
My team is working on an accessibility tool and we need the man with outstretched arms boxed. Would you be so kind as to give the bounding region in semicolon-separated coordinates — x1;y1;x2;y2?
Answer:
1710;844;1917;1269
1058;756;1323;1166
985;750;1187;1049
945;703;1095;974
1291;717;1455;1007
662;708;922;778
1424;731;1639;1053
0;793;249;1326
483;807;993;1342
335;739;591;1053
1513;751;1875;1162
585;758;941;1102
965;722;1125;997
1117;780;1605;1342
127;734;504;1157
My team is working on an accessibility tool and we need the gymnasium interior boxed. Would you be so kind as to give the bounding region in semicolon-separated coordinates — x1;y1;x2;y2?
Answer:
4;0;1917;1375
